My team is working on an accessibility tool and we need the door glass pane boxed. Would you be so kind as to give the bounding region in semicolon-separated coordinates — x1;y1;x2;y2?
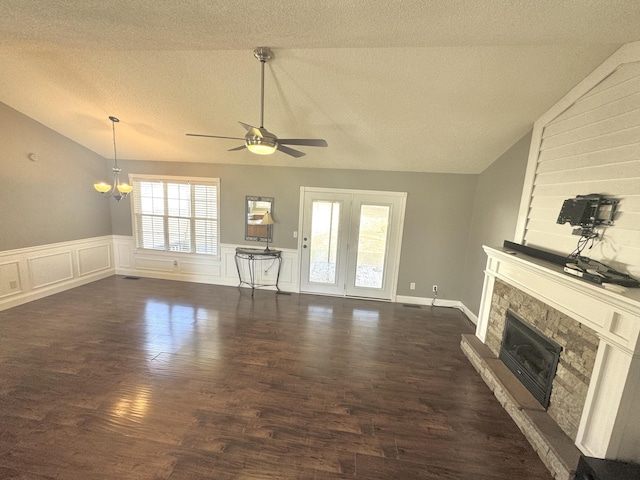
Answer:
355;205;390;288
309;201;340;284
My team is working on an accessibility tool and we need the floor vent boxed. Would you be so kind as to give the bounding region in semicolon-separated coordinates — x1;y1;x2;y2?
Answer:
403;304;422;309
123;276;140;280
276;291;292;295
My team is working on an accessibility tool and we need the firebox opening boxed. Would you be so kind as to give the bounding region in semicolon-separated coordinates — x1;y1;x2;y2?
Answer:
499;310;562;409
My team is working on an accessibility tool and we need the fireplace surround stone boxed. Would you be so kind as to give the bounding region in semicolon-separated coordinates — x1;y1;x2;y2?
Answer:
488;279;598;440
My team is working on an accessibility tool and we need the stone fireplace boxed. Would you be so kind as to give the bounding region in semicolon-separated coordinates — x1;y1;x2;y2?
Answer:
463;246;640;479
489;280;598;440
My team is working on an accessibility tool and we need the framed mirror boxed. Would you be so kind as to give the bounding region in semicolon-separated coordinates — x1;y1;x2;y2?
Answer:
245;196;273;242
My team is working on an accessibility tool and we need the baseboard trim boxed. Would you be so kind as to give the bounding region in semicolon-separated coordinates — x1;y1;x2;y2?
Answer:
395;295;477;324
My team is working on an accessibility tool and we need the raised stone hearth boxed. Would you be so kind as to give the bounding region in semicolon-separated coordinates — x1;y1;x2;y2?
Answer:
461;334;580;480
469;246;640;479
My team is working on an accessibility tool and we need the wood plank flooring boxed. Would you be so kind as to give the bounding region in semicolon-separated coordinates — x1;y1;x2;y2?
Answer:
0;276;553;479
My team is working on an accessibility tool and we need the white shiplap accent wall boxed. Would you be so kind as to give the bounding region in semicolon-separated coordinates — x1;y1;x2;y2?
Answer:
517;42;640;279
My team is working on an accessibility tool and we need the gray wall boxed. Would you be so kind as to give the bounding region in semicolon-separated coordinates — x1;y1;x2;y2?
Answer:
461;131;531;316
2;99;530;309
0;103;112;251
112;160;477;300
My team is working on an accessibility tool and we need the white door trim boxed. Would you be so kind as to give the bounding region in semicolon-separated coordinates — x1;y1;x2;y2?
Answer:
297;186;406;301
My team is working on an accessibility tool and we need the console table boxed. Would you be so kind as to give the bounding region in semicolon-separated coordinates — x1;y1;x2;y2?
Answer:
234;247;282;294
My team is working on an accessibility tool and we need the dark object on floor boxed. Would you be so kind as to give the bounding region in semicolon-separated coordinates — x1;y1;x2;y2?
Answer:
574;455;640;480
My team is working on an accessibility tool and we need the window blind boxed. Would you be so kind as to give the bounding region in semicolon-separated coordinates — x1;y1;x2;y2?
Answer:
131;175;219;256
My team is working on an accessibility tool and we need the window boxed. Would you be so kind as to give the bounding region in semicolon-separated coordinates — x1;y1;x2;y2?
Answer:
130;175;220;256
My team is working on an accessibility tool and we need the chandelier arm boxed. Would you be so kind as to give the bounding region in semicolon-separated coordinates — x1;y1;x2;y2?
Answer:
111;167;121;195
110;169;125;202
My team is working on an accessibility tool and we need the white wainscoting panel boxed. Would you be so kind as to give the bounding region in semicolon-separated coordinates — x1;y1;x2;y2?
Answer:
0;236;114;312
0;261;21;299
180;259;222;277
28;251;74;289
133;256;176;273
112;236;299;292
116;242;132;268
224;249;239;284
77;244;112;277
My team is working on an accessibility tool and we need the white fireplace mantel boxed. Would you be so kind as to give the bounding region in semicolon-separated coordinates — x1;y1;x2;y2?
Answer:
477;246;640;462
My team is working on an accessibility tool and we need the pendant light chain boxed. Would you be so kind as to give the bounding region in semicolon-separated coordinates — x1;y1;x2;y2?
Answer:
109;115;120;169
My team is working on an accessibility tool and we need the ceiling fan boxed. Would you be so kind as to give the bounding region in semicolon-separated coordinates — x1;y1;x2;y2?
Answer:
186;47;327;158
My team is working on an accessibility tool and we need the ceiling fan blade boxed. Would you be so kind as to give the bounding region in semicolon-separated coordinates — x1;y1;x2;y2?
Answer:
228;145;247;152
278;139;328;147
186;133;244;140
239;122;263;137
277;144;306;158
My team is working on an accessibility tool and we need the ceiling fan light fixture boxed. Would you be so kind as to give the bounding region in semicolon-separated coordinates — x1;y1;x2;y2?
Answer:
186;47;327;158
245;135;277;155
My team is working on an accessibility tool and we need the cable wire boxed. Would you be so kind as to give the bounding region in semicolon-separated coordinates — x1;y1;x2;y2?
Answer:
567;230;599;261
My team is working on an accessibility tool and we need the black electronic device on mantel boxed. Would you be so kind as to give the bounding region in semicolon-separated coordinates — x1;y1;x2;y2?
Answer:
562;257;640;287
502;241;640;288
502;241;566;266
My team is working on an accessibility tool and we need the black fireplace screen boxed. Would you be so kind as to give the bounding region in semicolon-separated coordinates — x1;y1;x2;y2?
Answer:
499;311;562;409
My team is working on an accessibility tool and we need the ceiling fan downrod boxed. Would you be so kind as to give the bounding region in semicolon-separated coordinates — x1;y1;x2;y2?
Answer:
253;47;273;129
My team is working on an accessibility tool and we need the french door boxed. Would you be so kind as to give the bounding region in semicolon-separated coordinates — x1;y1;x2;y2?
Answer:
299;187;406;300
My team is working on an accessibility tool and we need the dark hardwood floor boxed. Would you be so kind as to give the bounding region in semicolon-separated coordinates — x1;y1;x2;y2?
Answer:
0;276;553;479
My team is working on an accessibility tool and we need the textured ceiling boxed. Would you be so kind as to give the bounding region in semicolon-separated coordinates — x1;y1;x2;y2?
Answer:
1;0;639;173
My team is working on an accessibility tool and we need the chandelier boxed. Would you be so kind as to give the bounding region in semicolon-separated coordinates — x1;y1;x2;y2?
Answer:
93;116;133;201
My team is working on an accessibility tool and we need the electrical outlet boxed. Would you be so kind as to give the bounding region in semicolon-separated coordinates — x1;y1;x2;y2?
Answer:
409;282;415;290
293;231;298;238
9;280;17;289
432;285;438;293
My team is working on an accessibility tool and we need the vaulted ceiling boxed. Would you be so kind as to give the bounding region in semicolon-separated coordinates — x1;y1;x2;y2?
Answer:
1;1;638;173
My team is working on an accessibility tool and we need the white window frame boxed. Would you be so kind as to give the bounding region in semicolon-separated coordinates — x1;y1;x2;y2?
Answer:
129;174;220;259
